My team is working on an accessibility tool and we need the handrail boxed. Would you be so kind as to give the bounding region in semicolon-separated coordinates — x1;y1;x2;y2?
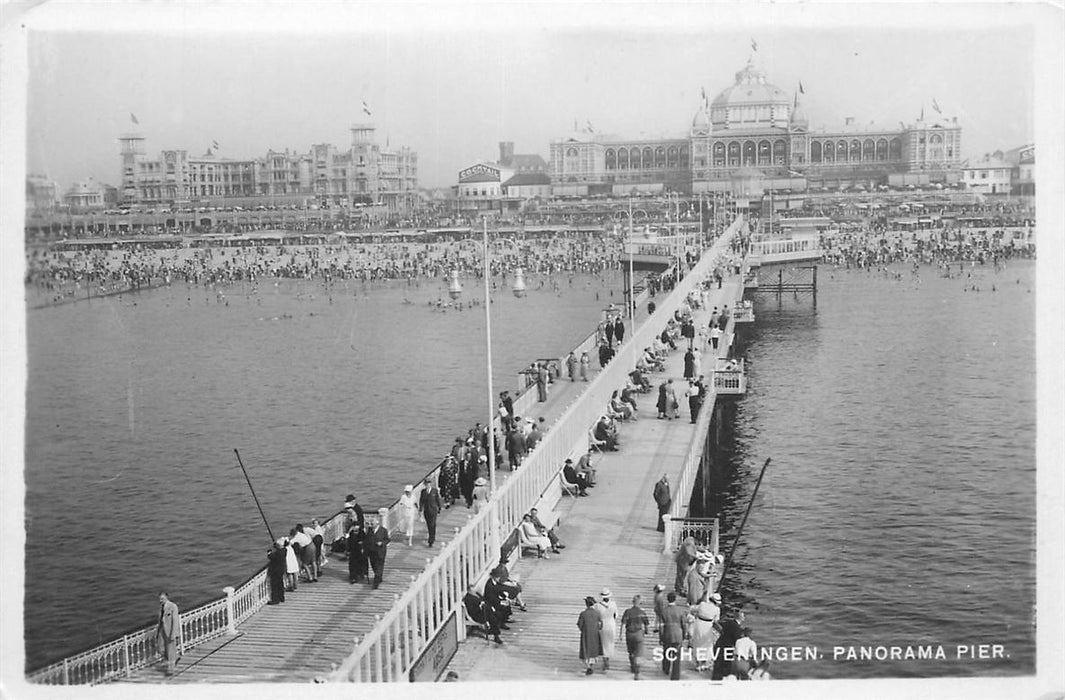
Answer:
330;217;745;682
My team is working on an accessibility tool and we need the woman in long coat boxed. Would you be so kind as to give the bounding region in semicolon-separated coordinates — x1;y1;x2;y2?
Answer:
566;352;579;381
346;523;367;583
577;597;604;675
656;381;669;419
683;348;695;379
438;456;459;508
689;593;721;672
579;352;590;381
597;589;619;670
267;540;287;604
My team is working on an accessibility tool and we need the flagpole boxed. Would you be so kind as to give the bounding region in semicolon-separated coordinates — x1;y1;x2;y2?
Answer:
482;217;500;558
628;196;634;324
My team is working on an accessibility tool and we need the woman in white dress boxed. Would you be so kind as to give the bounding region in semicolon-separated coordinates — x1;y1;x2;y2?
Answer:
284;537;299;592
519;514;552;557
398;484;417;546
597;588;619;671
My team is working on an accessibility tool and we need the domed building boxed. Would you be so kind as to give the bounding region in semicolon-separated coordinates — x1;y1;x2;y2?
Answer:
549;55;963;196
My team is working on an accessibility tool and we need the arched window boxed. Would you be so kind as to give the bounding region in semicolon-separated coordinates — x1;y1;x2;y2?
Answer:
643;147;654;169
824;141;835;162
667;146;678;168
605;149;616;170
679;145;689;168
713;142;726;167
742;141;756;165
929;133;943;144
655;147;666;168
849;140;861;161
727;142;740;166
811;141;823;163
876;139;888;161
833;140;845;162
758;140;771;165
618;149;629;169
630;148;642;170
773;139;787;164
566;147;578;157
889;138;901;160
863;139;875;161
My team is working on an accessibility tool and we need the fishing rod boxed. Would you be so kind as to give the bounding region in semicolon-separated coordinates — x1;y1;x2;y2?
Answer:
234;448;276;544
716;457;771;592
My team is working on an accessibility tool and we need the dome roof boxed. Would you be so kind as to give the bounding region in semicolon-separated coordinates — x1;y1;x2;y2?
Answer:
710;59;789;109
691;107;711;133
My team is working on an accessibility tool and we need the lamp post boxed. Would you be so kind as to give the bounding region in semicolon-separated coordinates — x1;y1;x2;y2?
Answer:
627;196;635;324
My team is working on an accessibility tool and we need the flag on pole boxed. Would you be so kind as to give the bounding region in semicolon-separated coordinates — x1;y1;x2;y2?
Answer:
798;80;805;95
362;101;372;116
751;38;758;52
212;140;220;150
701;86;706;102
932;98;941;114
130;112;139;125
586;120;594;133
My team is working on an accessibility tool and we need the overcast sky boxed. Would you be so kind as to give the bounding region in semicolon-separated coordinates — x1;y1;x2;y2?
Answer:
21;3;1040;190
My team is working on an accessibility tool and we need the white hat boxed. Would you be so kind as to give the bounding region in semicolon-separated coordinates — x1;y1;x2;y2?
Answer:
404;484;413;492
710;592;722;602
601;588;612;598
474;477;487;486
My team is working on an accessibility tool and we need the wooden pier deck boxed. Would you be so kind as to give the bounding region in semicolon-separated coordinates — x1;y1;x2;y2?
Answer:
445;277;742;682
119;314;656;683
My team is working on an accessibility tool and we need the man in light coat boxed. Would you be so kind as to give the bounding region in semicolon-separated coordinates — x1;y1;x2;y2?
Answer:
156;592;181;676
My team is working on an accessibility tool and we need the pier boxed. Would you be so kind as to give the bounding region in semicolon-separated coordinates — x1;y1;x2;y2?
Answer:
29;217;749;685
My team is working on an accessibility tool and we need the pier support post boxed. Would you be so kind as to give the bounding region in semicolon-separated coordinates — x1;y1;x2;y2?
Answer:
662;514;673;555
223;586;237;636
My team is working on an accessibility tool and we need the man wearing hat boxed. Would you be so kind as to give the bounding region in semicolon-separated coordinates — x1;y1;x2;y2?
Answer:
577;596;603;676
419;476;442;547
364;508;391;590
343;494;365;531
155;592;181;676
659;592;688;680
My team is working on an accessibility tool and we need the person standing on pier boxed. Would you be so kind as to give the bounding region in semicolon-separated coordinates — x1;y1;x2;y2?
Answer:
605;318;615;347
419;477;442;547
684;348;695;380
654;474;671;532
346;522;367;583
674;536;698;595
579;351;590;381
398;485;417;547
536;362;549;402
577;597;604;676
365;509;391;590
566;351;579;381
659;592;688;680
439;456;459;509
284;537;299;592
621;594;650;680
656;381;669;420
267;541;287;604
614;317;625;345
597;589;619;671
709;323;722;351
686;380;702;424
155;592;181;676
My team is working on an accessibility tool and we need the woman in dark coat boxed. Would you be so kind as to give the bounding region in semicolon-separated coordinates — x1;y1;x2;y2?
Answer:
438;456;459;508
657;381;669;419
683;348;695;379
613;318;625;344
578;596;604;675
347;523;367;583
267;540;287;604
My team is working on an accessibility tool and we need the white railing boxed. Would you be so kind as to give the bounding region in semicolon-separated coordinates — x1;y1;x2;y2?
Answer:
330;217;746;682
712;357;746;395
668;517;720;554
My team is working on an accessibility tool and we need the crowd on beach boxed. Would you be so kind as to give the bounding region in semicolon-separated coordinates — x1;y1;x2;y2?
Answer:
820;225;1034;270
25;236;629;306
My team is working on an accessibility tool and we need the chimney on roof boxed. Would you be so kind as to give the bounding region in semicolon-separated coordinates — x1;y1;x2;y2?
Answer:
499;142;515;167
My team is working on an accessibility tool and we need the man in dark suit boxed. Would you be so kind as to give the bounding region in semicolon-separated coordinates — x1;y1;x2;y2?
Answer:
659;592;688;680
483;569;512;629
614;317;625;345
712;608;746;680
418;477;442;547
562;459;589;496
364;509;391;589
653;474;672;532
463;585;502;644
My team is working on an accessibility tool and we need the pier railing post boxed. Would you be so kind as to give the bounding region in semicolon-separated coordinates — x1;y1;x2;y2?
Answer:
122;634;131;678
223;586;237;636
662;514;673;554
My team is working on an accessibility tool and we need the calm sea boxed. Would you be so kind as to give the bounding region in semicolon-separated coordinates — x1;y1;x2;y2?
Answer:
24;270;622;669
704;259;1036;678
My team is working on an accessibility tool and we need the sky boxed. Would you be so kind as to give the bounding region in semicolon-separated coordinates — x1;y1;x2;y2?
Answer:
17;4;1042;191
